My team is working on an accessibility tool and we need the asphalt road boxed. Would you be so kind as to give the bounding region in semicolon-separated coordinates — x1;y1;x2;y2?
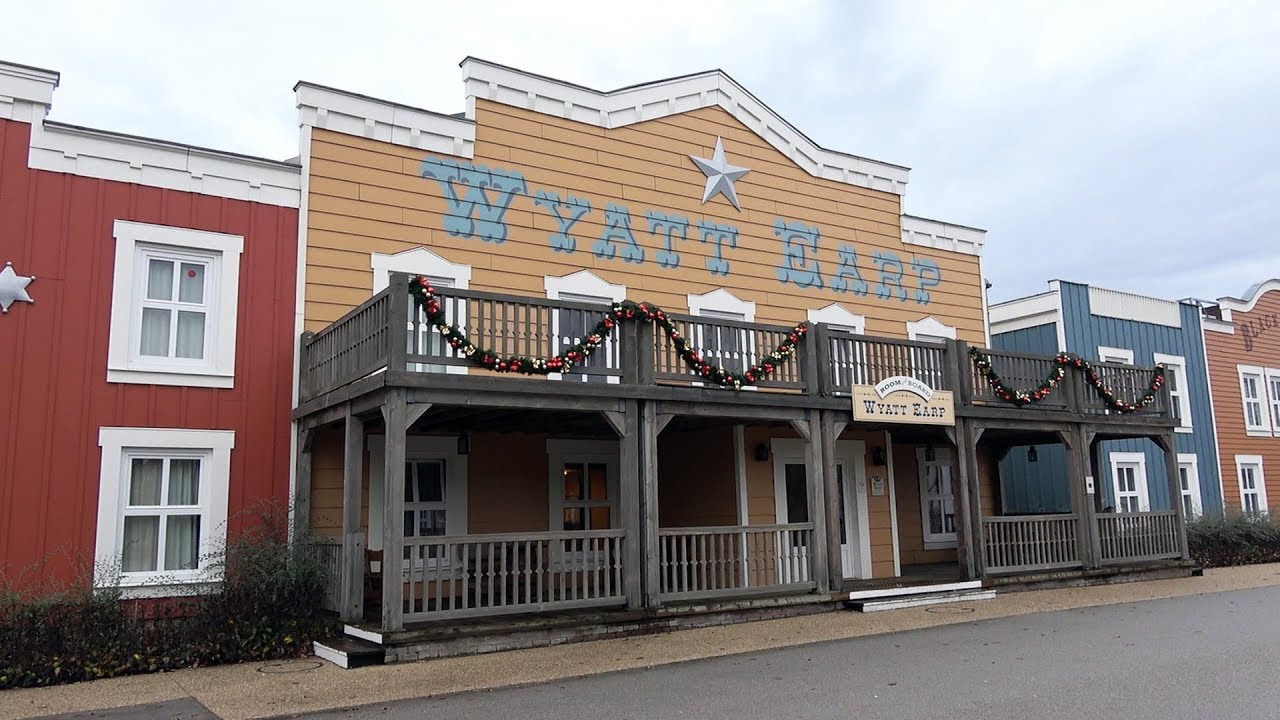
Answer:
283;585;1280;720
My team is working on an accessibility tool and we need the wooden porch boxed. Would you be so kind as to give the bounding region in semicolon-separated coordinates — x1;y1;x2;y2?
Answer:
293;273;1189;636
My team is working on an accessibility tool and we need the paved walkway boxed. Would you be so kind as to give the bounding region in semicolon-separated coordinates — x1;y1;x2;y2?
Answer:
3;564;1279;720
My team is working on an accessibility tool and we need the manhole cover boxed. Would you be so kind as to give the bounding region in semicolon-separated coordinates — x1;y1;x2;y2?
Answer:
925;606;976;614
258;659;325;674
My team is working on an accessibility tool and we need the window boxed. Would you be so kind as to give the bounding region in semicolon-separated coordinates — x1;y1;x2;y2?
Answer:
1235;456;1268;515
1108;452;1149;513
906;316;957;343
1239;366;1270;434
1177;453;1202;519
372;247;472;376
404;460;447;540
1097;346;1135;365
95;428;234;592
688;289;757;386
1153;354;1192;431
545;271;625;384
108;221;243;388
366;435;468;555
808;304;867;389
548;440;619;532
918;447;957;547
1269;371;1280;430
906;316;955;390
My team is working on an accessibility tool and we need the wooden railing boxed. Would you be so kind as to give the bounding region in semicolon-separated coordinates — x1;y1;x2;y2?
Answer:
657;524;816;602
1079;361;1170;417
655;315;806;390
982;515;1081;574
300;288;392;399
966;349;1070;410
1096;511;1181;564
823;328;950;394
399;530;626;622
963;348;1171;419
305;535;344;613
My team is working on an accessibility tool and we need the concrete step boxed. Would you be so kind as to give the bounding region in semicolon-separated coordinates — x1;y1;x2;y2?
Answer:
314;636;385;669
845;587;995;613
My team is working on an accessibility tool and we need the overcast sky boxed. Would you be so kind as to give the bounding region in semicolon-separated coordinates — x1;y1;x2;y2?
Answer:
8;0;1279;303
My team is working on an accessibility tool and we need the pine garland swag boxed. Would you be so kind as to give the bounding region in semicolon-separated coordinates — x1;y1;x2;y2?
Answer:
409;276;807;390
968;347;1166;413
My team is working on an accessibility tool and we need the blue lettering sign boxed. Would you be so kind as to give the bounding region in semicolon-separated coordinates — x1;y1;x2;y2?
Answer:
697;220;738;276
774;219;824;289
831;244;869;295
911;255;942;305
420;158;527;243
872;250;907;302
648;211;691;269
533;191;592;254
593;204;644;263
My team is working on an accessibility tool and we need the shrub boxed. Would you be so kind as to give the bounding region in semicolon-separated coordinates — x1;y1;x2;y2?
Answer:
1187;513;1280;568
0;511;337;689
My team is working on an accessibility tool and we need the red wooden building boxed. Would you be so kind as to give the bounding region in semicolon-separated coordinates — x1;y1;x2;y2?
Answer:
0;61;300;593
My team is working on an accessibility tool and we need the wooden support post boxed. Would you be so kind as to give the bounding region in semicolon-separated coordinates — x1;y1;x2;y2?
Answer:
617;399;644;608
1060;427;1096;568
292;427;313;541
387;273;409;373
340;409;366;623
639;401;662;606
1090;434;1107;513
1088;433;1105;564
1157;433;1191;559
952;420;978;579
635;321;655;386
803;409;830;593
298;331;315;402
804;324;826;396
380;389;407;632
819;410;843;591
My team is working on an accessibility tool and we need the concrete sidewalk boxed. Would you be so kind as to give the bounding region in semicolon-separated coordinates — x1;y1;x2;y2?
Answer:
5;564;1279;720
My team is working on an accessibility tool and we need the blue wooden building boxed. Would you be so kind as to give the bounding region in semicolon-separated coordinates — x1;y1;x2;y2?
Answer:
989;281;1221;518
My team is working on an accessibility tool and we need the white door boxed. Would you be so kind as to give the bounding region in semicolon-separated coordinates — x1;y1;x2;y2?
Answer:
772;439;870;580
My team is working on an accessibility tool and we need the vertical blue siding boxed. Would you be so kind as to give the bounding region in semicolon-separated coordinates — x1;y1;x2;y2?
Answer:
1057;282;1221;514
992;323;1059;356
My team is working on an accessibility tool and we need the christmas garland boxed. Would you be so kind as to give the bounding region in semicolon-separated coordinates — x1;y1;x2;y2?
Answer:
408;276;807;390
969;347;1166;413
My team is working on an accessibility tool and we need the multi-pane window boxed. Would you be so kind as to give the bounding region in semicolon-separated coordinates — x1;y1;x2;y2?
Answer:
404;460;447;539
1269;373;1280;430
919;448;956;545
1177;455;1202;519
119;453;205;575
1153;355;1191;429
561;462;613;531
135;248;214;364
1109;456;1149;513
556;293;615;383
1237;458;1267;515
1241;371;1267;431
782;463;810;524
696;309;752;376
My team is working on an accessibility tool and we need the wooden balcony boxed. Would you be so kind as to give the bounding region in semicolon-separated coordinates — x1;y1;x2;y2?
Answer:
295;273;1176;427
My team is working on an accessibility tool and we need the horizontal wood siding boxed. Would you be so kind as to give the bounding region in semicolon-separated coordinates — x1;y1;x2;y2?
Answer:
303;100;986;341
0;118;298;587
1204;287;1280;513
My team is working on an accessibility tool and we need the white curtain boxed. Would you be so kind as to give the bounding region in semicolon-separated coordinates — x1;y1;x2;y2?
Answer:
165;515;200;571
168;459;200;504
147;259;173;300
178;262;204;303
139;308;171;356
129;458;162;505
122;516;159;572
175;311;205;359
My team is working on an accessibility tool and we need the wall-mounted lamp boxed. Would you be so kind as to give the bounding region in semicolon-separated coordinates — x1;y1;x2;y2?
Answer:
925;445;936;462
1027;445;1038;463
754;443;771;462
871;446;887;467
457;431;471;456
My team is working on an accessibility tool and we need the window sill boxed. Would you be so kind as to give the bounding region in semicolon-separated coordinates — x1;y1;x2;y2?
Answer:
1245;429;1275;438
97;577;220;600
923;540;957;551
1175;426;1194;434
108;367;234;389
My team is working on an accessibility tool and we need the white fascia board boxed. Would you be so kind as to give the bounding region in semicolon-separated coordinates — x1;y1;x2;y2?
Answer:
296;82;476;159
460;58;909;195
1203;317;1235;334
1217;279;1280;314
900;214;987;256
989;290;1060;328
0;61;58;123
1087;285;1182;328
29;121;300;208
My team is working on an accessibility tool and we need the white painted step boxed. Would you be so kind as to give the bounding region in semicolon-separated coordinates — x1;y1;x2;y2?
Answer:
848;587;995;613
846;579;983;602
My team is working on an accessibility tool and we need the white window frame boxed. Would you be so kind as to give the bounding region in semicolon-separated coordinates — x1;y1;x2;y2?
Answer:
367;435;469;553
917;446;958;548
547;439;620;532
1266;369;1280;436
906;315;957;342
1108;451;1150;513
1235;455;1268;515
107;220;243;388
1153;353;1193;432
1238;365;1272;436
1097;346;1135;365
94;427;234;595
372;247;473;376
545;271;625;383
688;288;757;390
809;304;867;390
1177;453;1202;519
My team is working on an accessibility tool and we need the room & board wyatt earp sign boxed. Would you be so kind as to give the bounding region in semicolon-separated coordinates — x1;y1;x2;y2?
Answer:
852;376;955;425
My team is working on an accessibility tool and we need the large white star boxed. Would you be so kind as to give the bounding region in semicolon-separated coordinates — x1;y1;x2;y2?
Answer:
690;137;750;210
0;262;35;313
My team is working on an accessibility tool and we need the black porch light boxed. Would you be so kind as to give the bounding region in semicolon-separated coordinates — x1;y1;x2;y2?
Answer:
754;443;770;462
925;445;936;462
457;431;471;456
871;446;887;467
1028;445;1038;463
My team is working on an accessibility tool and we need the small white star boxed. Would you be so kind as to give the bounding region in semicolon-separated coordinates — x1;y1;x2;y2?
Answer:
690;137;750;210
0;262;35;313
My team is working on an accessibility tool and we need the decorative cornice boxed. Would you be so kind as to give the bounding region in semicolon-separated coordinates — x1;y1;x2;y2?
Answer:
1217;278;1280;314
0;60;58;123
459;57;909;195
989;290;1060;335
1086;285;1183;329
900;214;986;256
295;82;475;159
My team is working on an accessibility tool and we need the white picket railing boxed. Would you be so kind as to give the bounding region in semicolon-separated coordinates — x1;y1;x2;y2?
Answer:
400;530;626;622
1097;511;1181;564
982;515;1081;574
657;523;816;602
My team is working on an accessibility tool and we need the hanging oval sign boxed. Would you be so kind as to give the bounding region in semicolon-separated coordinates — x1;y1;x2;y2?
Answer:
874;375;934;401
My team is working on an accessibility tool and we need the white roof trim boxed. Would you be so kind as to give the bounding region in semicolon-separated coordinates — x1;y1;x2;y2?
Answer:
371;246;472;291
901;215;986;257
1203;317;1235;334
0;61;58;123
687;288;756;321
1218;279;1280;314
296;82;476;159
906;315;957;340
989;289;1060;336
807;303;866;333
27;121;300;208
544;269;626;302
1087;285;1182;329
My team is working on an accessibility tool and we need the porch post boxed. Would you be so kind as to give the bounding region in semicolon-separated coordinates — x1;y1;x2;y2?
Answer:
639;401;662;607
802;409;831;593
819;411;843;591
380;389;407;632
340;408;366;623
618;399;645;608
292;426;313;541
1087;433;1105;562
953;419;979;580
1157;432;1191;559
1062;426;1097;568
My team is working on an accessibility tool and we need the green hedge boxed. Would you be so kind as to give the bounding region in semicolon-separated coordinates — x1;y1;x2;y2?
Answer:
0;519;337;689
1187;514;1280;569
